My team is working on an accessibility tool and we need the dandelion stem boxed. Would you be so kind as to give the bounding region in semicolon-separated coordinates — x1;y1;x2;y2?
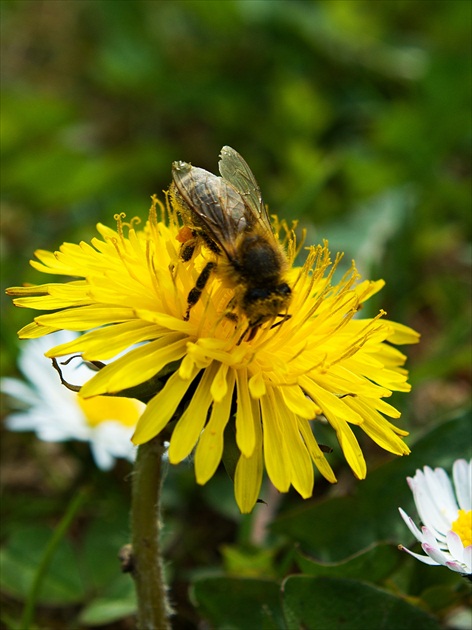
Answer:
130;437;170;630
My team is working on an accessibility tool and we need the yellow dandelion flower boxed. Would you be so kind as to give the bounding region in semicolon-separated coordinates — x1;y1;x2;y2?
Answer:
7;158;419;514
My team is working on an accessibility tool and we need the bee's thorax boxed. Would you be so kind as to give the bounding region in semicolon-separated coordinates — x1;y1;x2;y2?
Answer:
233;234;285;284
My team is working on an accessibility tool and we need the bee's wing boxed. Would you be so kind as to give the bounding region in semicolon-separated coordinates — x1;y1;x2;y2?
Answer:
172;161;246;258
218;146;272;233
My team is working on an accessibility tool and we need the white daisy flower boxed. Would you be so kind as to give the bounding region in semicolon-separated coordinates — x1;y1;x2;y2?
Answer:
398;459;472;576
1;332;145;470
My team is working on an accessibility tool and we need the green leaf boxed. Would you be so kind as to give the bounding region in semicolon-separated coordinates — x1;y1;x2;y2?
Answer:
323;185;414;272
0;525;86;605
272;413;471;561
192;576;285;630
78;597;136;626
221;544;277;578
295;543;399;583
79;514;131;591
78;577;136;626
282;576;442;630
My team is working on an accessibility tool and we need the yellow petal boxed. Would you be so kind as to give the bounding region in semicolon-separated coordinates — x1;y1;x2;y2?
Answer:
298;418;337;483
132;367;200;444
210;362;230;402
248;371;266;398
58;322;161;361
195;370;235;484
18;322;59;338
234;406;263;514
169;362;219;463
235;368;256;457
80;335;188;396
272;390;314;498
37;306;135;330
261;390;290;493
384;320;421;345
280;385;318;419
305;380;366;478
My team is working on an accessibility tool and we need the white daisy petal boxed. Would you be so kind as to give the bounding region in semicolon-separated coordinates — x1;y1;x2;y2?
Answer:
422;543;449;565
398;508;425;542
428;467;461;518
445;561;469;574
400;545;440;566
463;546;472;573
1;378;42;407
416;468;456;533
423;526;445;549
453;459;472;511
90;439;117;471
447;530;464;563
94;422;136;460
399;459;472;577
2;333;143;470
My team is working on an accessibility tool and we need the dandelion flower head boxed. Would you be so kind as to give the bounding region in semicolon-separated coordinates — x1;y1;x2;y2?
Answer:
6;151;419;512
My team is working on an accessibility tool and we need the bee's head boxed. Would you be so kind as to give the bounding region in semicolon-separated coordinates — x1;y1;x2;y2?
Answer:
242;282;292;327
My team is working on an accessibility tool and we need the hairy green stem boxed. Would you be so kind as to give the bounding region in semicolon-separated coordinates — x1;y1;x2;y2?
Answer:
131;437;170;630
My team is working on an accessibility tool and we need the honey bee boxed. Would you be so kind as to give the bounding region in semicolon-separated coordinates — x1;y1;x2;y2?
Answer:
171;146;292;341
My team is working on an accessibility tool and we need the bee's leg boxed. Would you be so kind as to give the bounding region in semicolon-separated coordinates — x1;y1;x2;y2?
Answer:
223;296;238;322
169;240;195;277
184;261;217;321
176;224;198;261
238;313;291;344
236;324;256;345
269;314;292;330
179;240;196;262
201;233;221;256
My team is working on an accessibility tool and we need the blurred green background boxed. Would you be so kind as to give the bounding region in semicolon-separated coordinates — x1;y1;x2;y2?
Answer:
1;1;471;629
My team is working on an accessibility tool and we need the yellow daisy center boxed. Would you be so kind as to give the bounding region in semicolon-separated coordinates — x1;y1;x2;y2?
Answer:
77;395;142;429
451;510;472;547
